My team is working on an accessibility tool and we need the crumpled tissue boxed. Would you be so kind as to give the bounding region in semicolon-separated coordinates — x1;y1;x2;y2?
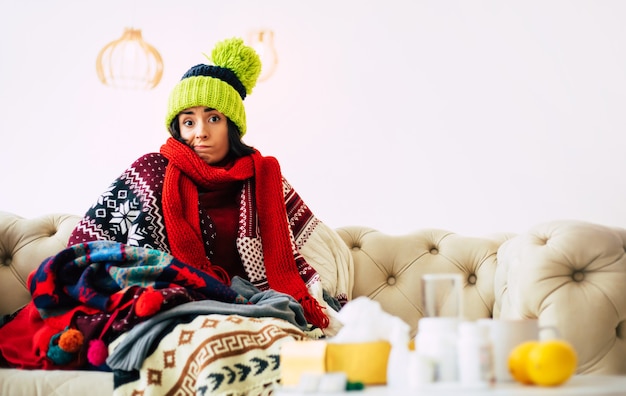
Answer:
328;297;411;386
331;296;410;344
280;297;412;387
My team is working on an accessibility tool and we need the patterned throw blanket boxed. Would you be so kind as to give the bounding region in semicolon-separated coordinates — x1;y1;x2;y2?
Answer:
1;241;313;395
0;241;314;394
29;241;313;395
13;241;245;369
31;240;246;319
68;150;350;329
107;278;314;395
111;314;309;396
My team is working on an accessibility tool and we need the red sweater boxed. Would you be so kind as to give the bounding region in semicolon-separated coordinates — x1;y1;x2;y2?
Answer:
198;182;247;280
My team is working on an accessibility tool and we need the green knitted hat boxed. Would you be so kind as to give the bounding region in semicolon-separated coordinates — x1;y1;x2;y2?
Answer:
165;37;262;136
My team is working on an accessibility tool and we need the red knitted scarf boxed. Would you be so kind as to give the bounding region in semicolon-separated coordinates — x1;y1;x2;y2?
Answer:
160;138;328;328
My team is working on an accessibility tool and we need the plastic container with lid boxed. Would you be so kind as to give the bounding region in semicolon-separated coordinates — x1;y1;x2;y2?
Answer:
457;321;494;387
414;317;460;383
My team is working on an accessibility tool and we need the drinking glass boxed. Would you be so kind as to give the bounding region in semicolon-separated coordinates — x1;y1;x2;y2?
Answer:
421;273;463;318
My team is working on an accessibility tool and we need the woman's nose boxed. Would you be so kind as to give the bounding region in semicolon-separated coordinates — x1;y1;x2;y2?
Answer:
195;125;208;138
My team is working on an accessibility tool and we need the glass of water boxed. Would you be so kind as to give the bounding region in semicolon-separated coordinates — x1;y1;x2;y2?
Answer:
421;273;464;318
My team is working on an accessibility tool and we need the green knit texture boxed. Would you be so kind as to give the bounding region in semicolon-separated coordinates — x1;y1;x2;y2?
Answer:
165;37;262;136
166;76;246;135
210;37;261;96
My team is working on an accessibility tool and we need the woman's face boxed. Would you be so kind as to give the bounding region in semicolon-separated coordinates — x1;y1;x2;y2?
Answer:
178;106;229;165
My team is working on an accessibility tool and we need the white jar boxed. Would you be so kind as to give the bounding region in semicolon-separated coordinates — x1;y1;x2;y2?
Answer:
414;317;460;383
457;321;494;387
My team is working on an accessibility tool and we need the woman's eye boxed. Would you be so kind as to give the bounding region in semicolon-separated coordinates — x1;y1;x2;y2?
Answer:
183;120;193;127
209;115;220;123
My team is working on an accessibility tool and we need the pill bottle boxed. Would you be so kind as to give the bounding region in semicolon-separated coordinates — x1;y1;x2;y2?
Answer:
457;321;493;387
414;317;459;382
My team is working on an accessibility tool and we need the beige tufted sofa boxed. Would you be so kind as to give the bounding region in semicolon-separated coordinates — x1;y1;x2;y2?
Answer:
1;211;625;395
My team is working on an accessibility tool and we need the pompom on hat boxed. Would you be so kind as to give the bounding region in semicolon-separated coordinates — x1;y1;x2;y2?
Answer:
165;37;262;137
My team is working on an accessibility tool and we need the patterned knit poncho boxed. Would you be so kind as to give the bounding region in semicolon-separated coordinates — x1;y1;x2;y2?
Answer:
69;142;351;333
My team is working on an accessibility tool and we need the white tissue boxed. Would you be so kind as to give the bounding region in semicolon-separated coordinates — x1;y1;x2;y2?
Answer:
332;296;410;344
331;297;412;388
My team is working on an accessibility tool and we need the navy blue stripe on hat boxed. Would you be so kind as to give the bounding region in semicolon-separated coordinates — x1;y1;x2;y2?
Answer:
181;64;247;99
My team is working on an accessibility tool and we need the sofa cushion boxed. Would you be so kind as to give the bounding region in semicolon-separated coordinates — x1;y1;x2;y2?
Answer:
495;220;626;374
0;368;112;395
0;212;80;316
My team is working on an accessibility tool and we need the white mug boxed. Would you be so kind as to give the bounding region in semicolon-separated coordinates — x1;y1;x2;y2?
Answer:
477;318;540;382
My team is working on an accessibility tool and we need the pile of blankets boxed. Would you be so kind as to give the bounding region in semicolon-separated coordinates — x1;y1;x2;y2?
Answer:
0;241;313;395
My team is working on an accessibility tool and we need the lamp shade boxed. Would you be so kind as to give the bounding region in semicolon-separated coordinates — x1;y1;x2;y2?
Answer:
248;30;278;82
96;28;163;90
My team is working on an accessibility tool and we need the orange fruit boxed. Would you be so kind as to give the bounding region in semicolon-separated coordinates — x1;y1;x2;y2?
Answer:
508;340;540;385
526;340;577;386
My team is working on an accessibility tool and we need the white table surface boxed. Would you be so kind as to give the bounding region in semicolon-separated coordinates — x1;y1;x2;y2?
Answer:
275;375;626;395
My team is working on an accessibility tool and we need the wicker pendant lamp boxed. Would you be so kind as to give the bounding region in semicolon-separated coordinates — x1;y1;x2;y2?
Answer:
248;29;278;82
96;27;163;90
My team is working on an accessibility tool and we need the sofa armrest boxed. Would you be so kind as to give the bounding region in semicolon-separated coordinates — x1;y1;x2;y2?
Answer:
495;220;626;374
0;212;80;316
335;226;501;337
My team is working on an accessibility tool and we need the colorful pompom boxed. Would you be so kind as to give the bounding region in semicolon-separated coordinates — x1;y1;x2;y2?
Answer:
58;328;84;353
135;289;164;317
47;344;75;365
47;331;76;365
87;339;109;367
210;37;262;95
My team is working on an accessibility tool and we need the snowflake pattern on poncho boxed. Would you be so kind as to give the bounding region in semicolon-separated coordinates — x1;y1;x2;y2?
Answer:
69;152;322;292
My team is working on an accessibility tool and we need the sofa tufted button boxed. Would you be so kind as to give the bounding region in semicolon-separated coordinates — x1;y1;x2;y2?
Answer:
44;224;58;237
1;255;11;267
467;274;477;285
387;276;396;286
429;247;438;255
572;271;585;282
351;245;361;251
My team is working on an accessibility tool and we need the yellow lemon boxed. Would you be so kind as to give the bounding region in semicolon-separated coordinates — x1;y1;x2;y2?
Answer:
508;340;540;385
526;340;577;386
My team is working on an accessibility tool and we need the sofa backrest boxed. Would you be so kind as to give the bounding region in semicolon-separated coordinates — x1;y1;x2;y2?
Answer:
0;212;505;338
0;212;82;316
335;226;504;335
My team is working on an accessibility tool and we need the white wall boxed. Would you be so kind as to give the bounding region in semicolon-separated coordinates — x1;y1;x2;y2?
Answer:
2;0;626;235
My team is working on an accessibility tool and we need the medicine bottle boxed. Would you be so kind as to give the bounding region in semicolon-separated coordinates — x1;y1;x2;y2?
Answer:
457;321;493;387
414;317;459;382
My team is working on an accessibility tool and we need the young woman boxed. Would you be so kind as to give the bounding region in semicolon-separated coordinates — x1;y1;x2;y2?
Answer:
0;38;353;395
68;37;352;333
